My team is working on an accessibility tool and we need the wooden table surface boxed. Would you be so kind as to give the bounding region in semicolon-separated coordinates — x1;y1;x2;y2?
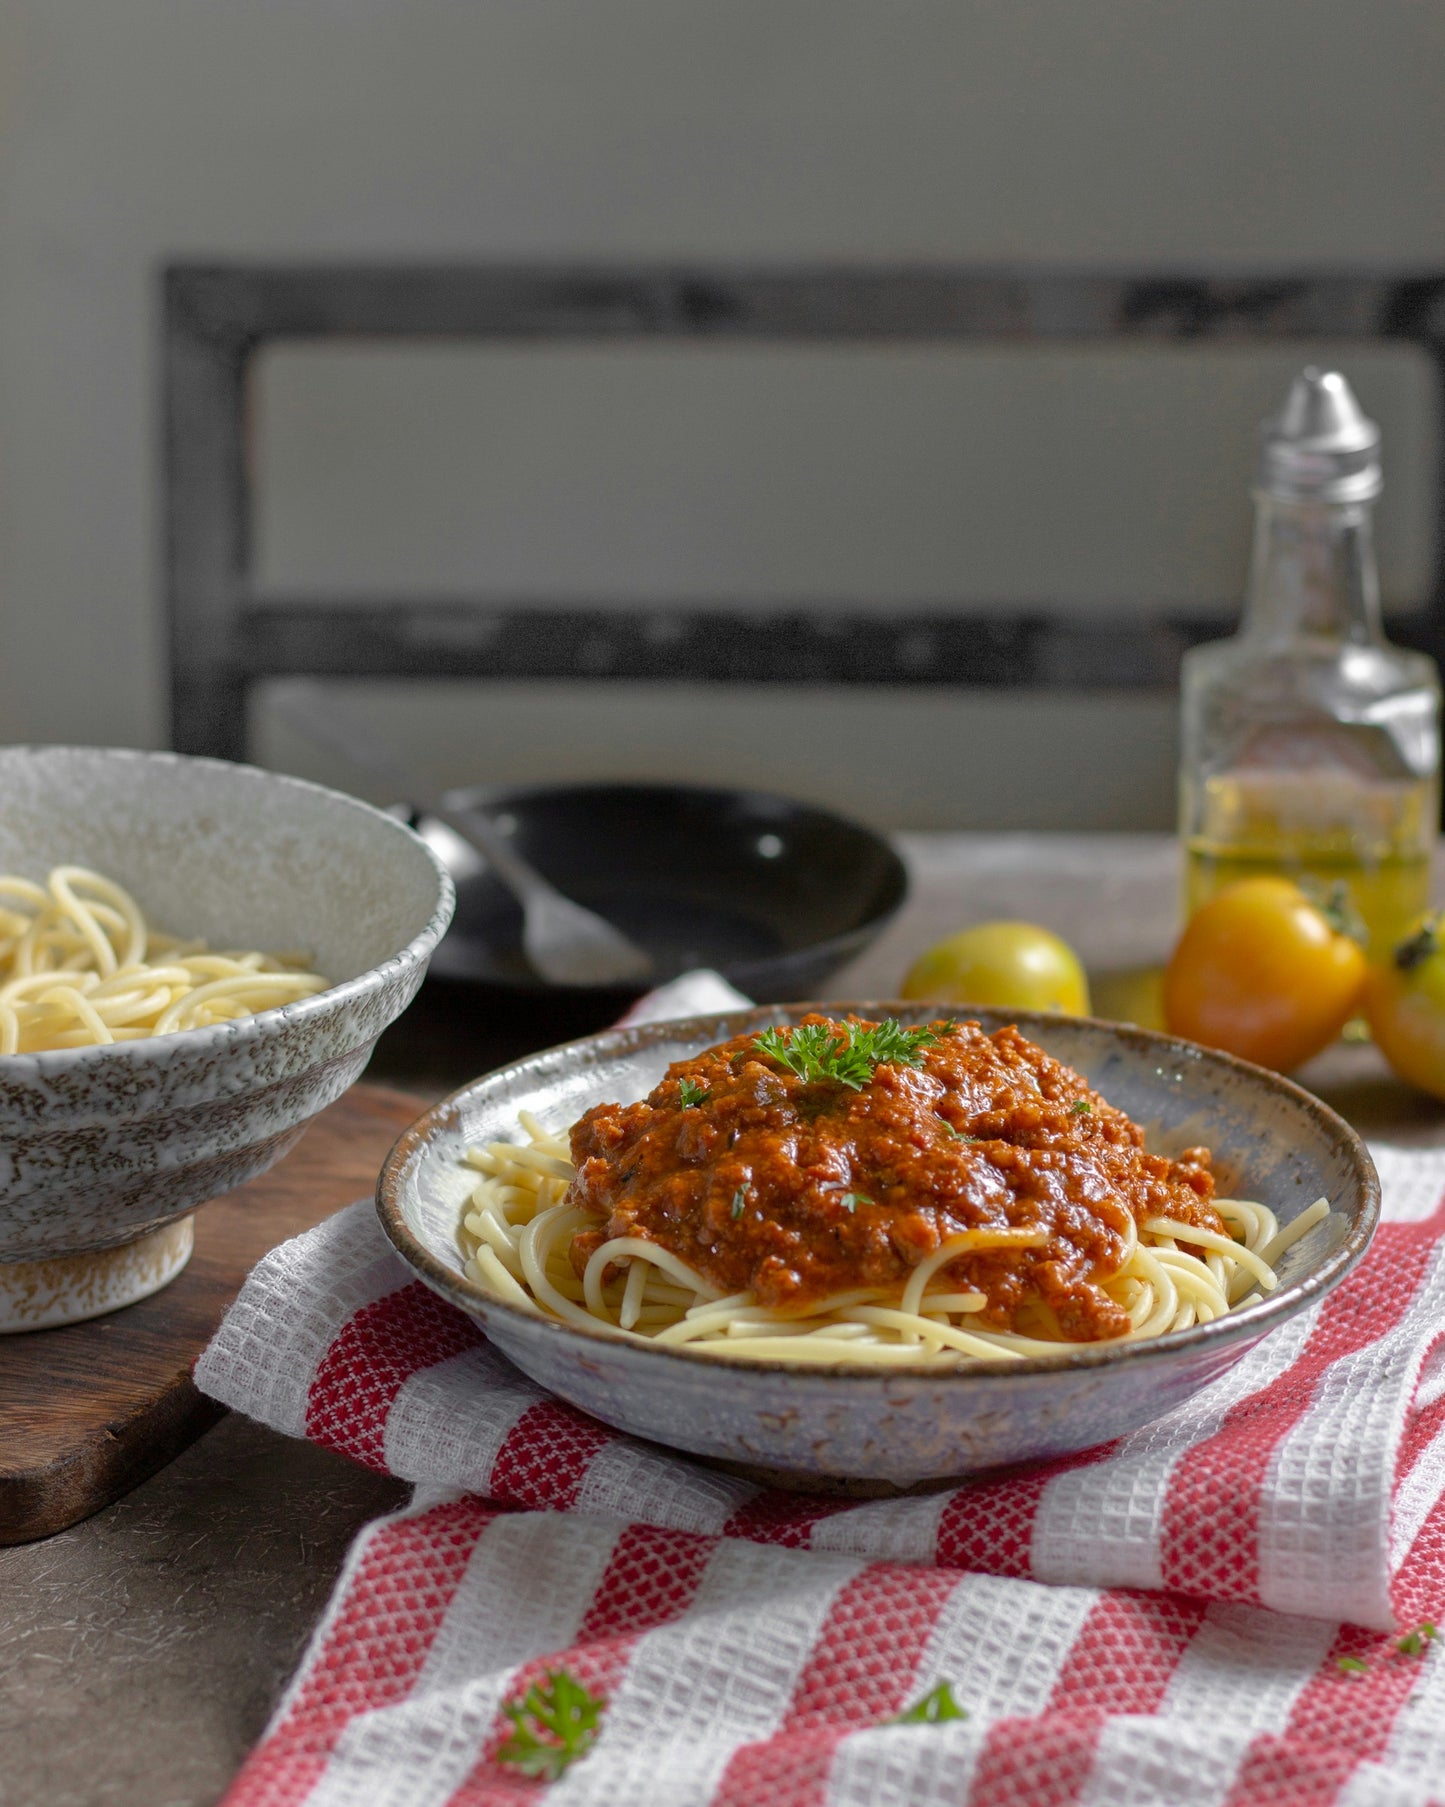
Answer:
5;832;1444;1807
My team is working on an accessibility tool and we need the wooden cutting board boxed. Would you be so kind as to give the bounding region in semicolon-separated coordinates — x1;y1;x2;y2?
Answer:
0;1083;426;1545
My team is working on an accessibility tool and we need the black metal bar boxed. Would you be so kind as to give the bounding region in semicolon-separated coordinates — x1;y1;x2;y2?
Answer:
162;271;252;760
165;264;1445;347
162;262;1445;762
235;601;1226;690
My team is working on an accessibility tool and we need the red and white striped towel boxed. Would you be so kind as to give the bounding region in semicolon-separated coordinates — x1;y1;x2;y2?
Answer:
196;980;1445;1807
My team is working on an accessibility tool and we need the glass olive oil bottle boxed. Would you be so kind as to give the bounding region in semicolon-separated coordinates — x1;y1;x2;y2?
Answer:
1179;370;1440;959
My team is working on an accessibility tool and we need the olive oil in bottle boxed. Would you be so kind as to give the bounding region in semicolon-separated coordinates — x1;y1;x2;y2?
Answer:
1179;370;1439;959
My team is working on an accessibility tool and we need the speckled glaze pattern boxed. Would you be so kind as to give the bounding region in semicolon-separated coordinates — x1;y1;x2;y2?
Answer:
378;1003;1380;1488
0;1216;195;1331
0;747;455;1278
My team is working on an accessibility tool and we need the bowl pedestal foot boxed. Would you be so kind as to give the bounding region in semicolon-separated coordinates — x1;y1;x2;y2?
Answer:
0;1218;196;1333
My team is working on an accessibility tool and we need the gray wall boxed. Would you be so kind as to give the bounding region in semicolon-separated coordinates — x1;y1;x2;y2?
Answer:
3;2;1444;825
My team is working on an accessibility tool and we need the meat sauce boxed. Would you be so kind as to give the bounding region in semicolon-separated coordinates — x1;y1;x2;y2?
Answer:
568;1015;1223;1341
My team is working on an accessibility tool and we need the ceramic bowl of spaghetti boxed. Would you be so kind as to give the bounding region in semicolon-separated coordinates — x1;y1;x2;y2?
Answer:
0;744;453;1330
378;1002;1377;1489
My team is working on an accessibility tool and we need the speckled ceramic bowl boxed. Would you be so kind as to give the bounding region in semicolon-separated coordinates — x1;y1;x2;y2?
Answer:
379;1003;1378;1490
0;746;454;1329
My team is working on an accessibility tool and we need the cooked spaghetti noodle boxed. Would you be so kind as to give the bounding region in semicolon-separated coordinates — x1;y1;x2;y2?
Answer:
0;866;329;1054
458;1017;1332;1367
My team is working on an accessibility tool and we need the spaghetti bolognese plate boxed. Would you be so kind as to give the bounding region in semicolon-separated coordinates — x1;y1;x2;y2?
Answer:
377;1003;1377;1489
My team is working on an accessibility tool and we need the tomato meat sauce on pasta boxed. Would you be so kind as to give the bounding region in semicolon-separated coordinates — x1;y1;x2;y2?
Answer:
459;1015;1330;1366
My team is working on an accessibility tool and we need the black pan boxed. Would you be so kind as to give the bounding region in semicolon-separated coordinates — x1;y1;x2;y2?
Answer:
417;780;907;1018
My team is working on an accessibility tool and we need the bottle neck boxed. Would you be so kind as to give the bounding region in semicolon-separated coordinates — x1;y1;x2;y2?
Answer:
1238;493;1383;647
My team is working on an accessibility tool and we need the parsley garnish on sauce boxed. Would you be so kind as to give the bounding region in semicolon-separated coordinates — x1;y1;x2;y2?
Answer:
730;1186;748;1219
677;1078;710;1109
888;1680;968;1725
754;1019;941;1091
498;1669;605;1780
1069;1100;1092;1115
838;1191;873;1213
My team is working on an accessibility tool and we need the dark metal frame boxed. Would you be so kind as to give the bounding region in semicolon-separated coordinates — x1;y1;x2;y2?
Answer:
163;263;1445;760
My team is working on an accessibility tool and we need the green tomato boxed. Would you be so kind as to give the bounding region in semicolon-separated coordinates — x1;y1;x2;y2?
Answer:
900;921;1090;1016
1364;912;1445;1100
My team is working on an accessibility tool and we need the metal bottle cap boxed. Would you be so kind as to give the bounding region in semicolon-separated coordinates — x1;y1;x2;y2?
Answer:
1257;367;1382;503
